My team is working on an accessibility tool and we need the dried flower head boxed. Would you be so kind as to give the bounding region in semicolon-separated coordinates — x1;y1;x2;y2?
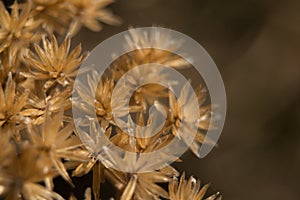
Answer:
113;61;171;111
122;27;191;69
0;73;29;139
95;138;178;199
167;82;213;158
27;109;82;188
22;34;88;90
24;84;72;125
169;172;222;200
0;1;43;57
68;0;121;35
72;121;111;200
30;0;74;35
109;110;172;153
111;28;191;110
112;171;170;200
105;164;179;200
0;145;63;200
0;51;18;84
73;70;141;128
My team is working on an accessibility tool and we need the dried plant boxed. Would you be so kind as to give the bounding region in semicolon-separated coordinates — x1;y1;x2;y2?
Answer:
0;1;43;58
0;73;29;140
30;0;74;35
21;34;88;90
68;0;122;35
0;145;63;200
27;109;83;188
0;0;222;199
169;173;222;200
24;85;73;125
73;70;142;129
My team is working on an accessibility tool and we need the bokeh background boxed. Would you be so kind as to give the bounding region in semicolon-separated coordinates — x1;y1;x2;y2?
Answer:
71;0;300;199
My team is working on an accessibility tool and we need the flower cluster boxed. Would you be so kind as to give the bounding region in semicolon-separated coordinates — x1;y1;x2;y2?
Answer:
0;0;221;199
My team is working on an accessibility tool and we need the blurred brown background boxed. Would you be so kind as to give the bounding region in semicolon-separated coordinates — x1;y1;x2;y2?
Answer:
72;0;300;199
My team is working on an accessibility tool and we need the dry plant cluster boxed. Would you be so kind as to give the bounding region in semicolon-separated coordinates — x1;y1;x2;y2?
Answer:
0;0;222;199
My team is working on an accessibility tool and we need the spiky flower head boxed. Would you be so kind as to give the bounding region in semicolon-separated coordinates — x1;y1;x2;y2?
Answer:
68;0;121;35
0;145;63;200
169;173;222;200
0;1;43;58
0;73;29;140
27;109;83;188
22;34;88;90
30;0;74;35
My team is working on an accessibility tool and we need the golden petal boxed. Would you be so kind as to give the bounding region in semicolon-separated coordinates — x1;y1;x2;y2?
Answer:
120;174;137;200
0;2;11;29
84;19;103;32
67;43;82;61
96;10;122;25
44;177;54;190
18;1;32;27
69;19;81;36
34;43;53;71
50;152;74;187
163;57;191;69
12;90;29;114
160;166;179;177
51;34;59;56
58;34;70;60
140;171;171;183
72;158;96;177
56;150;88;162
64;59;81;75
57;135;81;150
23;52;48;72
4;73;15;110
0;120;5;126
0;34;12;53
56;123;75;143
92;162;104;200
20;109;44;116
205;193;222;200
20;71;49;80
84;187;92;200
0;84;6;113
196;184;209;199
76;127;97;153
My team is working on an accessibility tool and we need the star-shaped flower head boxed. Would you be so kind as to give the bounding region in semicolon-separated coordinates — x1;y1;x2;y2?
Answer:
0;145;63;200
30;0;74;35
22;34;88;90
0;1;43;58
114;27;191;79
24;83;73;125
0;49;22;84
0;73;29;139
168;83;214;158
73;70;141;129
69;0;121;35
103;147;179;200
76;120;178;200
169;172;222;200
111;28;191;111
27;109;83;188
